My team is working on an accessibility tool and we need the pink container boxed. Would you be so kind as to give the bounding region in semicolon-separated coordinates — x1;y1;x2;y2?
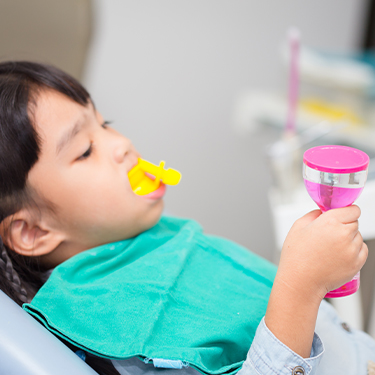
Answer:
303;145;369;298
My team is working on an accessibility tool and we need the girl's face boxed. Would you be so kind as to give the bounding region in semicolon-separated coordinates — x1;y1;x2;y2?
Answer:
27;89;164;262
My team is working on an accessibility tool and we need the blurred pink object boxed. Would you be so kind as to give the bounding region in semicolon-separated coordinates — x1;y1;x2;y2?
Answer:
285;28;300;135
303;145;369;298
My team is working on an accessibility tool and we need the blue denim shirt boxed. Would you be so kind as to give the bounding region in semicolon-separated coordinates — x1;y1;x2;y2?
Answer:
112;301;375;375
237;317;323;375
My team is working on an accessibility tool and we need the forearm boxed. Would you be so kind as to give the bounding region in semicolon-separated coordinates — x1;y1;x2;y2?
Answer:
265;275;322;358
264;206;365;359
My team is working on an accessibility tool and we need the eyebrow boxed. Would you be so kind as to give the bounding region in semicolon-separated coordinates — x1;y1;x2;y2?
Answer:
56;117;86;156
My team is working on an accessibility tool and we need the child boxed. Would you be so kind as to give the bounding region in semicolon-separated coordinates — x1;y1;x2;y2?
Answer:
0;61;373;375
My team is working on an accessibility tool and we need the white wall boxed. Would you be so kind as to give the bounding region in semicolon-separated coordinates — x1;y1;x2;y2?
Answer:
84;0;366;260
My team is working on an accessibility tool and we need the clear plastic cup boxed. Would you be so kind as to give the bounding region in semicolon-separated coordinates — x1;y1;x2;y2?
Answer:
303;145;369;298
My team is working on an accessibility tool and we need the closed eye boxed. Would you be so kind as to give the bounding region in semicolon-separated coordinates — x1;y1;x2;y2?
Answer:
76;121;111;161
77;143;94;160
102;120;112;129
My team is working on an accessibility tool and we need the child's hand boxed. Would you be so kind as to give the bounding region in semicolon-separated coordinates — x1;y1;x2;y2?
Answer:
277;205;368;302
265;206;366;358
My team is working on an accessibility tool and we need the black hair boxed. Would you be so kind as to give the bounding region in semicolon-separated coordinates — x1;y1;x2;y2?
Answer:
0;61;120;375
0;60;91;303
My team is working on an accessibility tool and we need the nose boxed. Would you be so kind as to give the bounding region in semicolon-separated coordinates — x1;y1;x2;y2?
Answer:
111;130;133;164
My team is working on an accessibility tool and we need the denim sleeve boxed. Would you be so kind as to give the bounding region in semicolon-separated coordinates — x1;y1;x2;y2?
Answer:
237;317;324;375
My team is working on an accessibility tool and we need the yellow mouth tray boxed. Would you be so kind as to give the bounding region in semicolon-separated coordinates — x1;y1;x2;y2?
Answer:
128;158;181;196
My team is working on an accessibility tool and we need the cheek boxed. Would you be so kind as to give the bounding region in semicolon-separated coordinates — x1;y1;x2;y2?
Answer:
63;179;138;220
31;163;147;225
65;166;126;201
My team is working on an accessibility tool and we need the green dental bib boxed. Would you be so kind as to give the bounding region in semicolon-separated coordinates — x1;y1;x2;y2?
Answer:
23;216;276;375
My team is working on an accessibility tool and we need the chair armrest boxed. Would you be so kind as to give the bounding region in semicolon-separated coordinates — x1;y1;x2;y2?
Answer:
0;290;98;375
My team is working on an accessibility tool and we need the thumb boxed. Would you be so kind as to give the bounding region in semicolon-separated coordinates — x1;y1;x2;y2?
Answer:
293;209;322;230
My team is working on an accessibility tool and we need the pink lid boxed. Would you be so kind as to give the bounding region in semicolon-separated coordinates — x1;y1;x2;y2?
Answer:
303;145;369;173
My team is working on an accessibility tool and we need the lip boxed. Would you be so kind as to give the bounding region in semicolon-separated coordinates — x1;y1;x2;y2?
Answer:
140;183;166;200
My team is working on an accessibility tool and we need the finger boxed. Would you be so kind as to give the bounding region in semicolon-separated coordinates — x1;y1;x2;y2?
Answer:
345;221;359;238
327;205;361;224
293;209;322;229
357;241;368;270
353;230;364;249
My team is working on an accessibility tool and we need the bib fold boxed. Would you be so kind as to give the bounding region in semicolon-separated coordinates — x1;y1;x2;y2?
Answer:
23;216;276;375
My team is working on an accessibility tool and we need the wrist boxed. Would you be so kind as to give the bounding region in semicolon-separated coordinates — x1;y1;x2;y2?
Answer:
269;274;323;314
265;275;323;358
275;265;327;304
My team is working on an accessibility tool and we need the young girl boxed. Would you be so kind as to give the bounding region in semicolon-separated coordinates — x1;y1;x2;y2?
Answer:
0;61;373;375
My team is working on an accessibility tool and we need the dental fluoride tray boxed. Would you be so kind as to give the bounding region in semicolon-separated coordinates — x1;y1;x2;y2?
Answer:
128;158;181;196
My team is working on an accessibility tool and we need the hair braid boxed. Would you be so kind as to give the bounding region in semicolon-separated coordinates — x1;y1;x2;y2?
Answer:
0;238;29;304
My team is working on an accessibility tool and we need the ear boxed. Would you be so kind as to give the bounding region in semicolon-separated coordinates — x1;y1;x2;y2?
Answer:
4;210;64;257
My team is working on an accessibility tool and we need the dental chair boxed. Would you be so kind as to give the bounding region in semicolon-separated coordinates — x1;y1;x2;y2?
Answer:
0;290;98;375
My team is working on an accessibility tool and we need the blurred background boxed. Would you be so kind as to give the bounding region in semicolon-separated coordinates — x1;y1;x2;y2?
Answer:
1;0;375;331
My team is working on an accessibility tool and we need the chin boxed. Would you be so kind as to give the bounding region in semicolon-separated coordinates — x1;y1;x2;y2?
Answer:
148;203;164;227
142;201;164;231
117;202;165;240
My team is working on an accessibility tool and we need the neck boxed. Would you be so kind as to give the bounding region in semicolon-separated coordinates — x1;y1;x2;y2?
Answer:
39;240;87;268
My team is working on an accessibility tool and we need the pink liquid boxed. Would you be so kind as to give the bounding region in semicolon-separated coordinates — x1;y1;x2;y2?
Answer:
325;272;360;298
304;180;364;212
304;179;363;298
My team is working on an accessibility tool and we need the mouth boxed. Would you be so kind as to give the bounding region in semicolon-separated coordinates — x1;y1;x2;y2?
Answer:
140;183;166;200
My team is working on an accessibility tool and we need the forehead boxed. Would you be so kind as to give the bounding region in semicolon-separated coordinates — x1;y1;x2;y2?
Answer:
32;89;93;151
